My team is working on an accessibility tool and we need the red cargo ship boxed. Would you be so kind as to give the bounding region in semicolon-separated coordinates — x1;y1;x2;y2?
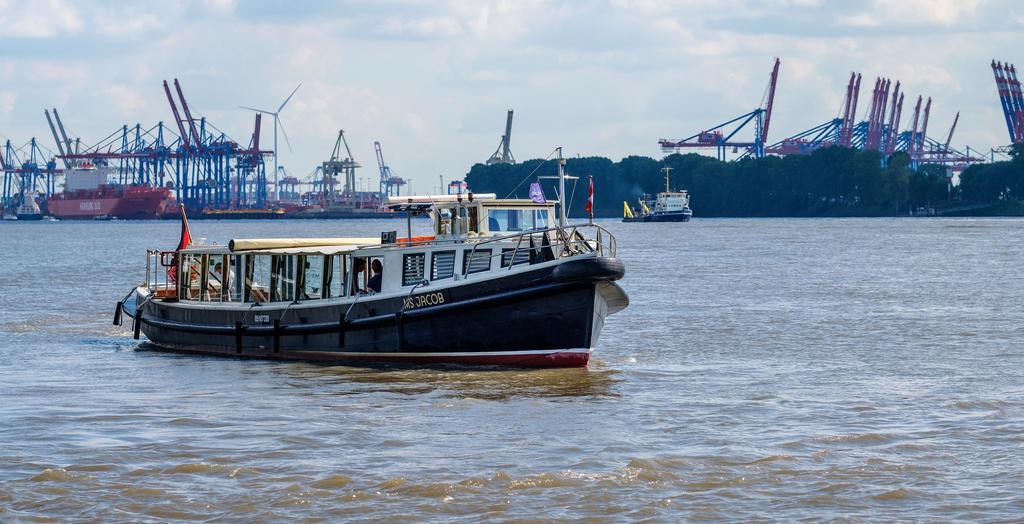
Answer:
48;185;175;219
46;164;176;220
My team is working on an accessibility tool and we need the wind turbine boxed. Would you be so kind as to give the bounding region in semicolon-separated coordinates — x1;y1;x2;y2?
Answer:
241;83;301;203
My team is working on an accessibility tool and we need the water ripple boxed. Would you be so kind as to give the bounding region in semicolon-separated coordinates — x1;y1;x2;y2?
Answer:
1;218;1023;520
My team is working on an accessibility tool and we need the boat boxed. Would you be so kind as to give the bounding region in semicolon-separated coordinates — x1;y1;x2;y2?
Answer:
46;163;176;220
115;169;628;368
15;190;44;221
622;167;692;222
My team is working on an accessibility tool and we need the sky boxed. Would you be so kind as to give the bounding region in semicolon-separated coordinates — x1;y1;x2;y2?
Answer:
1;0;1022;194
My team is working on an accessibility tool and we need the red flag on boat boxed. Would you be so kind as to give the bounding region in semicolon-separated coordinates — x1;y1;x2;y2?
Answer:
585;176;594;222
176;203;192;251
167;204;191;284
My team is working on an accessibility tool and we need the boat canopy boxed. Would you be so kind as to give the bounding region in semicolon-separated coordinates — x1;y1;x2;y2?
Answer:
386;194;497;205
386;194;557;208
228;237;380;252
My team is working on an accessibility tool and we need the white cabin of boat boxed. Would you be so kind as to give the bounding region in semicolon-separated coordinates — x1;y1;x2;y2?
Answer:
653;190;690;213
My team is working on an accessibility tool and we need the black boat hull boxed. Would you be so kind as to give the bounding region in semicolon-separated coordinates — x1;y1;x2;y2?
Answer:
127;257;628;368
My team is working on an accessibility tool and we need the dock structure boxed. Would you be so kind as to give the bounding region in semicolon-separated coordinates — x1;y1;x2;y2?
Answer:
1;138;61;212
658;58;992;173
486;109;516;165
18;79;275;214
659;58;780;161
373;141;406;198
991;61;1024;146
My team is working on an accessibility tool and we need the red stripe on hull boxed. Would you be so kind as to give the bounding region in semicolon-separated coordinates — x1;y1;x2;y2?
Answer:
142;344;591;368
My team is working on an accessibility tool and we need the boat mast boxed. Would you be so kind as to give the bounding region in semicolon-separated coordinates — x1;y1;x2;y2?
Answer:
557;147;567;227
663;166;672;192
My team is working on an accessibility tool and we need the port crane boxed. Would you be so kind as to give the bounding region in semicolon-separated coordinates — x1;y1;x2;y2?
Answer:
659;58;780;160
51;78;273;211
991;60;1024;145
486;109;515;165
44;109;80;169
765;68;980;172
1;138;61;211
321;130;360;205
373;141;405;197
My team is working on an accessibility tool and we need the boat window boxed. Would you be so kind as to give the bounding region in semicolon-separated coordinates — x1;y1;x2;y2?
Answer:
297;255;324;300
533;209;549;229
351;257;369;295
190;254;204;300
488;209;525;232
229;255;243;301
463;249;491;274
368;258;383;293
455;206;469;236
402;253;426;286
209;255;237;301
431;250;456;280
178;254;191;300
180;254;203;300
469;207;479;233
245;255;271;303
270;255;295;302
501;248;530;268
435;209;452;236
198;255;211;301
323;254;347;298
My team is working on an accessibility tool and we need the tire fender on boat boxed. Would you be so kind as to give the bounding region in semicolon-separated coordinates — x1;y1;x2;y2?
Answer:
552;257;625;283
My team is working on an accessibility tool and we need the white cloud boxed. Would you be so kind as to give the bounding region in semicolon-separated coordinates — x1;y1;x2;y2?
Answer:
0;0;1020;190
202;0;236;13
0;0;83;37
378;15;464;39
0;91;15;119
838;13;880;28
840;0;983;28
102;85;146;119
881;0;982;26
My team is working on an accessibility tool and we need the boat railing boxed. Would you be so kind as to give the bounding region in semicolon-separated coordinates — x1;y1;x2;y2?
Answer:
145;249;179;298
462;223;616;277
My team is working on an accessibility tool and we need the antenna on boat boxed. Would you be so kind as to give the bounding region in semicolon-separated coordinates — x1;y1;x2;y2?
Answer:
662;165;673;193
536;147;576;227
405;198;413;242
557;147;567;227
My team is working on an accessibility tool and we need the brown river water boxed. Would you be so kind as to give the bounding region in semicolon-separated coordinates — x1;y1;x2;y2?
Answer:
1;217;1022;521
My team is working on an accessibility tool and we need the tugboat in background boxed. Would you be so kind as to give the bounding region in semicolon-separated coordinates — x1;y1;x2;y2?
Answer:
14;190;44;221
623;166;692;223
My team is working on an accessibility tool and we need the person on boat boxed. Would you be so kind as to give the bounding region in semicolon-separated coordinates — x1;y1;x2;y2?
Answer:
351;258;367;295
368;259;383;293
211;262;236;300
211;262;235;285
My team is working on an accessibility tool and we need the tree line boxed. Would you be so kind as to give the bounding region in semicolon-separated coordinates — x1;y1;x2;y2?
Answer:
958;144;1024;206
464;145;1024;218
